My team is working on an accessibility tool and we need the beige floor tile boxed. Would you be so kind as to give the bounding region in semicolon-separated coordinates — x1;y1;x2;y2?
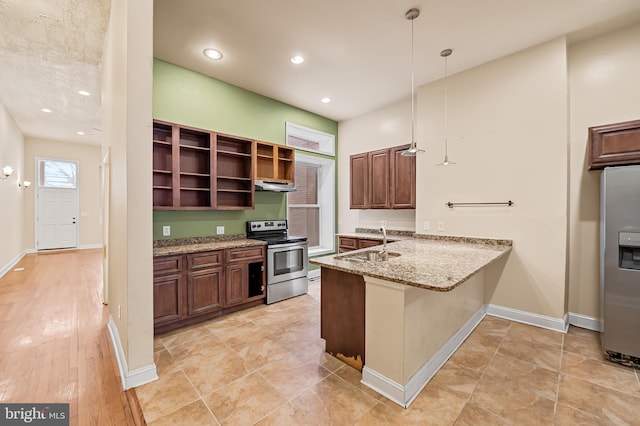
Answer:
165;332;226;363
561;351;640;395
557;374;640;424
254;402;322;426
334;365;383;400
291;374;378;425
136;369;200;423
469;353;557;424
179;345;250;396
445;337;497;373
563;332;604;361
159;323;213;349
202;372;287;425
567;325;599;340
454;403;509;426
153;336;165;352
148;399;218;426
232;332;299;370
259;351;332;399
554;403;608;426
294;343;347;372
498;325;563;371
356;385;467;426
154;349;180;375
425;362;482;399
205;316;267;346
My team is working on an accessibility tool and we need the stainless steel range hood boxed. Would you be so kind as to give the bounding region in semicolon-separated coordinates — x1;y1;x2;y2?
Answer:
254;180;296;192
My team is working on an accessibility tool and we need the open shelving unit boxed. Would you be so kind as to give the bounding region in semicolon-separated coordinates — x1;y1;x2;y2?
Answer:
255;140;294;182
214;134;254;209
152;122;175;208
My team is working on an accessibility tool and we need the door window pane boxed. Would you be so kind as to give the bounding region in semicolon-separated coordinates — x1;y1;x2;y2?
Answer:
39;160;77;188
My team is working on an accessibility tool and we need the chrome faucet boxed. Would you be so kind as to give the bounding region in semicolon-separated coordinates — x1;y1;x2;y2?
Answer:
380;226;387;254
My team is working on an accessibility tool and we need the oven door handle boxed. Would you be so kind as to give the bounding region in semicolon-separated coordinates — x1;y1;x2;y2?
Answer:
267;241;308;251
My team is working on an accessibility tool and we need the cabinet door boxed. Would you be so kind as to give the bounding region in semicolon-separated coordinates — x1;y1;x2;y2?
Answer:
225;263;247;306
188;267;223;316
350;153;369;209
338;237;358;252
153;273;186;325
390;145;416;208
369;149;391;209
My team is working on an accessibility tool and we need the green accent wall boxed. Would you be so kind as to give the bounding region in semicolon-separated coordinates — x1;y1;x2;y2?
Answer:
152;59;338;240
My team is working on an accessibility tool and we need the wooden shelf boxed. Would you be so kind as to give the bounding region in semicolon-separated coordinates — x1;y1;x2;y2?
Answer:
254;141;295;182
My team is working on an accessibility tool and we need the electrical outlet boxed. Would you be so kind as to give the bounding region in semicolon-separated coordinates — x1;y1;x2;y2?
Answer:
117;304;121;320
423;221;430;231
216;226;225;235
162;225;171;236
380;220;387;227
437;222;445;232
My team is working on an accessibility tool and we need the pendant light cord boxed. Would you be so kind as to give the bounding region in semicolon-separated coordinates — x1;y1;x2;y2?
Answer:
410;15;416;146
444;53;448;158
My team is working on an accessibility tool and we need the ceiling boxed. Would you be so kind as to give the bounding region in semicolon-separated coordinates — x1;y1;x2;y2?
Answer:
1;1;640;146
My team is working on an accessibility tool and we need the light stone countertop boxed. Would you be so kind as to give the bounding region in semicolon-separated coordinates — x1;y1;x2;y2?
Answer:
312;235;512;292
153;235;266;257
337;228;415;241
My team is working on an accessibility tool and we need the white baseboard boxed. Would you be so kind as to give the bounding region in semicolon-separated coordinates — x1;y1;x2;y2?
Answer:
568;312;602;332
361;305;487;408
486;304;568;333
78;243;103;250
0;250;27;279
107;315;158;390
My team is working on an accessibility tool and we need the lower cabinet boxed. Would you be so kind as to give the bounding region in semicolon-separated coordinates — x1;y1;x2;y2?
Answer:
153;246;265;334
338;236;393;253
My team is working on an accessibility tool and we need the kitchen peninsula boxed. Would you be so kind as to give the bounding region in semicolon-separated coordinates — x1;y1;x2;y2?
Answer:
311;234;512;407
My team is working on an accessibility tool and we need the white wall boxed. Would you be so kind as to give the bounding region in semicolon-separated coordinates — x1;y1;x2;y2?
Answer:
103;0;154;380
22;138;103;250
567;23;640;319
338;98;416;232
0;100;26;274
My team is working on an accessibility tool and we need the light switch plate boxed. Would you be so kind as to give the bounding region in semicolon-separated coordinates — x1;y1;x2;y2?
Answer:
423;221;430;231
162;225;171;236
380;220;387;227
437;222;445;232
217;226;225;235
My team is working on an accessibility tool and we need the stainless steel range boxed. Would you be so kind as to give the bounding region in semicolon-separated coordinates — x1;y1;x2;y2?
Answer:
246;220;308;304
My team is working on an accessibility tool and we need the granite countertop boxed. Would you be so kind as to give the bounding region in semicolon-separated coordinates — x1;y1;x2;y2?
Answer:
153;235;266;257
337;228;415;241
312;234;512;292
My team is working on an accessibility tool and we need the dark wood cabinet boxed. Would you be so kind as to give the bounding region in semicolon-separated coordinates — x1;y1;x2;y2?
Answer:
153;255;186;326
390;145;416;208
153;246;265;334
588;119;640;170
321;267;365;371
152;120;256;210
349;144;415;209
358;239;382;249
350;153;369;209
338;235;396;253
369;149;391;208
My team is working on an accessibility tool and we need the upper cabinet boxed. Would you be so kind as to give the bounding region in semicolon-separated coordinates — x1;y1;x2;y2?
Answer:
588;119;640;170
153;120;260;210
254;140;295;182
349;144;415;210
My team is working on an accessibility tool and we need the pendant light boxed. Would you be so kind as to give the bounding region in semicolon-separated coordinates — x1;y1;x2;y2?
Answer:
400;8;424;157
436;48;456;166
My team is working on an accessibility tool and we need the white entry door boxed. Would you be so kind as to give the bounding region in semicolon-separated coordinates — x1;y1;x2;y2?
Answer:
36;159;79;250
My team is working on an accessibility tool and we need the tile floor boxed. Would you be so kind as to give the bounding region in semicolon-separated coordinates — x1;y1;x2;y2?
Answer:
138;279;640;425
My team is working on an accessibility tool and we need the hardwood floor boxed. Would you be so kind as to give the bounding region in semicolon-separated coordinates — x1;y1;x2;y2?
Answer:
0;249;141;425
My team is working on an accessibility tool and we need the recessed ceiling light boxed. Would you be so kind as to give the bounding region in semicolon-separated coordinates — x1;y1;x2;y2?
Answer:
321;97;331;104
290;55;304;64
78;90;90;96
41;108;52;113
203;48;223;60
77;131;85;136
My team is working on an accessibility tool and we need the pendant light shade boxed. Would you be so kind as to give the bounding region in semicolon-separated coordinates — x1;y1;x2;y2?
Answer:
400;8;424;157
436;48;456;166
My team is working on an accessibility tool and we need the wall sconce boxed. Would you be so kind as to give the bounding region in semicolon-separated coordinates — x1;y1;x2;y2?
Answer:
1;166;13;179
18;180;32;189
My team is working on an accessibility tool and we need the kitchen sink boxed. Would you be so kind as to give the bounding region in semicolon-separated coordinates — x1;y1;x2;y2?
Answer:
337;250;401;263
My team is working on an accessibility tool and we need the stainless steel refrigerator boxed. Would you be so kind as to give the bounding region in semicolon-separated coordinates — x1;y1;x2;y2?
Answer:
600;165;640;367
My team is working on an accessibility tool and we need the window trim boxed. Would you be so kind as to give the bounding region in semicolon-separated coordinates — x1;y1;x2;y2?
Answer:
288;152;335;257
286;122;335;156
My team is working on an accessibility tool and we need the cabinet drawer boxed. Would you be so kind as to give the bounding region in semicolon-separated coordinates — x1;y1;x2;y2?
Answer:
338;237;358;250
358;239;382;249
188;250;223;270
226;246;265;262
154;255;183;276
